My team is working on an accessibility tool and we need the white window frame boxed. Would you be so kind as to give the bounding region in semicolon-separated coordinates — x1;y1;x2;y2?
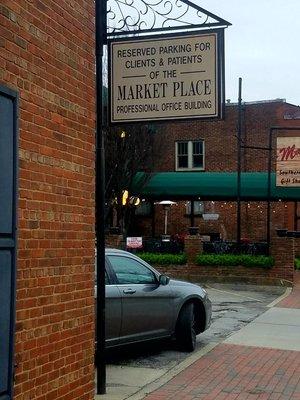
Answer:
175;140;205;171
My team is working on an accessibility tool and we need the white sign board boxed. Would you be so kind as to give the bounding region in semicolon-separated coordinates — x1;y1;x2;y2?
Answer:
126;237;143;249
276;137;300;187
109;30;224;123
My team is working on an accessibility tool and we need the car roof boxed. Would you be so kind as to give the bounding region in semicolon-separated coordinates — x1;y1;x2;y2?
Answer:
105;248;130;255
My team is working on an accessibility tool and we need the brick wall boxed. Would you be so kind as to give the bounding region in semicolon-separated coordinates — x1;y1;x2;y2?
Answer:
105;234;124;249
155;264;292;286
153;102;283;172
132;101;300;283
185;235;203;263
1;1;95;399
270;236;295;282
136;101;300;242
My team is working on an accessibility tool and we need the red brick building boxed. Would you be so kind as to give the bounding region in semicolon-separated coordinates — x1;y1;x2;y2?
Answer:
0;1;95;399
0;2;299;398
133;100;300;243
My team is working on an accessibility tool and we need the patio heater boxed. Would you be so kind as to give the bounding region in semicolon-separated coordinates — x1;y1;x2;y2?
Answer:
157;200;177;238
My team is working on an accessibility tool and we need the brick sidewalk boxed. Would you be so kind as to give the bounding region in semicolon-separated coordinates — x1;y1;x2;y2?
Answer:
142;273;300;400
143;344;300;400
277;271;300;309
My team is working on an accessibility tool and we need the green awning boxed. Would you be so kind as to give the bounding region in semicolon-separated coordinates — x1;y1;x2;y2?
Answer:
131;172;300;201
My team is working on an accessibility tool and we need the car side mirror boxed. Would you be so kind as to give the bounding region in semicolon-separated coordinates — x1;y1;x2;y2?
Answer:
159;274;170;286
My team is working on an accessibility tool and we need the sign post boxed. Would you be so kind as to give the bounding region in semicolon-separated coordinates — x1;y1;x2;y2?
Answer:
96;0;231;395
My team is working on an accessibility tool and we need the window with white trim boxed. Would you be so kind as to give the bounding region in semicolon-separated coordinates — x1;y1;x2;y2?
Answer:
175;140;204;171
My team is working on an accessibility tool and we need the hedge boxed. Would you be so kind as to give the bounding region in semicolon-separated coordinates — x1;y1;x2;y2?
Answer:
195;254;274;269
138;252;187;265
295;258;300;270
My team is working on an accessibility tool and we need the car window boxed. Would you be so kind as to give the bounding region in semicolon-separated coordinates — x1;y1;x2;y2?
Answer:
95;267;110;285
107;255;157;285
105;270;109;285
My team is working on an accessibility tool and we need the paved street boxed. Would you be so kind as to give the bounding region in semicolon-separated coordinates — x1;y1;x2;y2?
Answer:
96;282;288;399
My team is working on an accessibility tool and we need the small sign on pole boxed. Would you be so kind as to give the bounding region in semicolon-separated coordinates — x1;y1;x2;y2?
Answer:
276;137;300;187
109;30;224;124
126;237;143;249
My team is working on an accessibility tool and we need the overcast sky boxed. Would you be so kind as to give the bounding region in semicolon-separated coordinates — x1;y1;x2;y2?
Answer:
197;1;300;106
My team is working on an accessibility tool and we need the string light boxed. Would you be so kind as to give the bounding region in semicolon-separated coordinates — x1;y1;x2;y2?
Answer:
175;201;288;214
122;190;129;205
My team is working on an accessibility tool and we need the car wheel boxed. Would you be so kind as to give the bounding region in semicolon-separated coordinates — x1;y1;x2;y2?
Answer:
175;303;196;352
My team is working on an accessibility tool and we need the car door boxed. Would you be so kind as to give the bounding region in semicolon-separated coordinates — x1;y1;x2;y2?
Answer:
104;263;122;347
107;254;174;345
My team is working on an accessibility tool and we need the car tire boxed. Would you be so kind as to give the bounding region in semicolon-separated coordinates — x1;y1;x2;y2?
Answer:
175;303;196;352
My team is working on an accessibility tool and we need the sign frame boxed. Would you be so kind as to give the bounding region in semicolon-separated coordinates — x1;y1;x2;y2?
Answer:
108;28;225;125
276;136;300;187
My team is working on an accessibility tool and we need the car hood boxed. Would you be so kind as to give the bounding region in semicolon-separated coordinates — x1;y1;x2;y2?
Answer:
169;278;200;287
168;278;207;297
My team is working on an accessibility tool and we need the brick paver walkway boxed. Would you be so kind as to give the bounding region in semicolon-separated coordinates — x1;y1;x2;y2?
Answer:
144;344;300;400
277;271;300;309
143;273;300;400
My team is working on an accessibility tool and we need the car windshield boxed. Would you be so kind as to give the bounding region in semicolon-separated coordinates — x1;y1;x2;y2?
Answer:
107;255;156;284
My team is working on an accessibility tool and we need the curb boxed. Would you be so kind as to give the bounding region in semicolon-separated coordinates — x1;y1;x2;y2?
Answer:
267;287;292;307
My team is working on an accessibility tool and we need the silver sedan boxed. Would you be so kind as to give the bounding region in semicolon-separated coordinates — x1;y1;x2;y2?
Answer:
102;248;212;352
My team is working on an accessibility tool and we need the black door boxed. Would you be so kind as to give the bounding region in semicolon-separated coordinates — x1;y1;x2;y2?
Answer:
0;85;18;400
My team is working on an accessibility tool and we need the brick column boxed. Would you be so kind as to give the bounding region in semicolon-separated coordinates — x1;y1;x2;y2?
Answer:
185;235;203;263
270;236;295;283
105;234;124;249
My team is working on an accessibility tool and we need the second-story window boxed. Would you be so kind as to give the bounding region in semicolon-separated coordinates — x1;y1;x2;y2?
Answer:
175;140;204;171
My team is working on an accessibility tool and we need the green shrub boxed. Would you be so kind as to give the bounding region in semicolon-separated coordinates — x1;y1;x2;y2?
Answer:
138;252;187;265
195;254;240;266
295;258;300;270
239;255;274;268
195;254;274;269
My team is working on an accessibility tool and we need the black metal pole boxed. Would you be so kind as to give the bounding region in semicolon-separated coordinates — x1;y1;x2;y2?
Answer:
267;128;273;252
95;0;106;394
190;200;195;227
151;201;155;237
237;78;242;247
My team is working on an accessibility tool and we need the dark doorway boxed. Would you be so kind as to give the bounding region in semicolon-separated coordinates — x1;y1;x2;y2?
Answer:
0;84;18;400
